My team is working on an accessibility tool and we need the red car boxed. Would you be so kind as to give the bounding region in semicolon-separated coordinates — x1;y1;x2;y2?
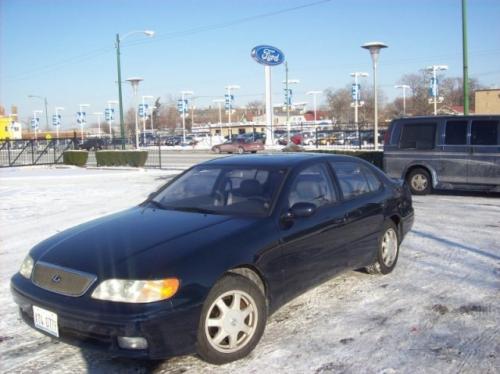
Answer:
212;138;265;154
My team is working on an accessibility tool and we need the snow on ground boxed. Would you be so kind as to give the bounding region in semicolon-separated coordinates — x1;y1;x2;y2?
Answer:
0;166;499;374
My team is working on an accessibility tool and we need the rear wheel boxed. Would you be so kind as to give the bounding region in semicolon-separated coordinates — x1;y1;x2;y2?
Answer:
366;221;400;275
406;168;432;195
197;274;266;364
238;147;244;154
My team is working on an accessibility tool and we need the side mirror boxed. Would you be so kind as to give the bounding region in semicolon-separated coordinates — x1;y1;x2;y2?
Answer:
290;202;316;218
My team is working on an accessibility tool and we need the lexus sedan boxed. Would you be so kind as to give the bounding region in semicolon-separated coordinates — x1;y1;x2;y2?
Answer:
11;153;414;364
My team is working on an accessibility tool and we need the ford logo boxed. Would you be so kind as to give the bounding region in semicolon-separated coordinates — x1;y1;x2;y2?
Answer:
51;274;62;283
251;45;285;66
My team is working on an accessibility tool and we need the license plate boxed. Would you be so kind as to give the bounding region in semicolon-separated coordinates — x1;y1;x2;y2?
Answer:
33;305;59;337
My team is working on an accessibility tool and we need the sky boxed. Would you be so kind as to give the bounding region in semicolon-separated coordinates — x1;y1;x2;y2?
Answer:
1;0;500;126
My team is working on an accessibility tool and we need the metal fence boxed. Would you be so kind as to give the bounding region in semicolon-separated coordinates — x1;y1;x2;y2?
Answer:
0;130;382;168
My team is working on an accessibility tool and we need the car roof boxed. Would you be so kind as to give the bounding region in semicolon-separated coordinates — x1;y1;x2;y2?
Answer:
202;153;359;168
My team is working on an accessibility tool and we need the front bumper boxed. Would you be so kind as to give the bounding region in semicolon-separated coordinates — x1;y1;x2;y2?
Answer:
11;274;202;360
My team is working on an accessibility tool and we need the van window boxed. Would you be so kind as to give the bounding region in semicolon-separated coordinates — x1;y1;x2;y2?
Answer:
445;120;468;145
400;123;436;149
471;120;498;145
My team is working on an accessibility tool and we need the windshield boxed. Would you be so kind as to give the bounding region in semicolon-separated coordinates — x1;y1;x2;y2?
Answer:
152;165;286;216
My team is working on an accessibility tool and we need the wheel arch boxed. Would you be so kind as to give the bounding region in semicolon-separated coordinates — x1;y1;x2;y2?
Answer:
403;163;437;188
226;265;267;300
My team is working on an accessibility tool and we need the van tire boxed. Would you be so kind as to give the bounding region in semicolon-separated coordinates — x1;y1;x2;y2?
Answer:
407;168;432;195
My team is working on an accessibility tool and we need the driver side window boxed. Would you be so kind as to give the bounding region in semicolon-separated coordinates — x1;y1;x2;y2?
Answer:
287;163;336;209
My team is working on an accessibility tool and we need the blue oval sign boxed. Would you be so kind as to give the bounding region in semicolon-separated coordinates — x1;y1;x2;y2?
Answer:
251;45;285;66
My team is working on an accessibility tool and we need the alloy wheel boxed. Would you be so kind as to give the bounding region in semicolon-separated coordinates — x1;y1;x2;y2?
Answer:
205;290;258;353
381;228;398;267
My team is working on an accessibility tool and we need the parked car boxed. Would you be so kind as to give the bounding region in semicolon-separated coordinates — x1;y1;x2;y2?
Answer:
165;136;182;146
11;153;413;364
212;138;265;154
384;115;500;194
79;138;106;151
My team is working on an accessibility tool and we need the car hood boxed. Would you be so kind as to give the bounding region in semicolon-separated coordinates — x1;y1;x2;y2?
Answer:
30;206;243;277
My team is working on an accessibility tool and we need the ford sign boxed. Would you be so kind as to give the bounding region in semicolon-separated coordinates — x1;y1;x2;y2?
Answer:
251;45;285;66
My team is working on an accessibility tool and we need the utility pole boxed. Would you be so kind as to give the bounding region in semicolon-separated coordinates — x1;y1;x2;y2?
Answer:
462;0;469;115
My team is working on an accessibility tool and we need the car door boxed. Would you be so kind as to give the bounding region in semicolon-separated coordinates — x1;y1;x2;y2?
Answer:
277;162;350;302
329;160;385;269
439;119;469;184
468;119;500;185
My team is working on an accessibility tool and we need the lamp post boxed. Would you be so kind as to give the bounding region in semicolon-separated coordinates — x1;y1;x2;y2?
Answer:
78;104;90;141
33;110;43;141
126;77;143;148
283;71;300;141
93;112;103;137
107;100;118;140
180;90;194;144
394;84;410;116
213;99;224;140
141;95;154;144
306;91;322;124
54;107;64;141
362;41;388;150
225;85;240;139
350;72;368;140
28;95;49;130
115;30;154;149
427;65;448;115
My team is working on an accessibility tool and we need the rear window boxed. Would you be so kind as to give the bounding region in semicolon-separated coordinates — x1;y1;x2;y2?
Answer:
400;123;436;149
471;120;499;145
330;161;371;200
445;120;468;145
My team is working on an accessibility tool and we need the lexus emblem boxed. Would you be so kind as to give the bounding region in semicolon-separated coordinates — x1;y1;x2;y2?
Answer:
51;274;62;283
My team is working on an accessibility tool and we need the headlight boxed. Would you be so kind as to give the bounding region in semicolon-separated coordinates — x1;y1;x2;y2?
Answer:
91;278;180;303
19;255;34;279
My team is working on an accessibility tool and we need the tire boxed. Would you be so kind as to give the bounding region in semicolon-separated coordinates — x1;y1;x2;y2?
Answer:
251;151;257;154
366;221;400;275
197;274;267;365
238;147;244;154
214;147;221;154
406;168;432;195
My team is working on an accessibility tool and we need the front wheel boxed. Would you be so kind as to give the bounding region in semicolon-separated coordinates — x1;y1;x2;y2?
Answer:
197;274;267;365
214;147;221;154
238;147;244;154
407;168;432;195
366;222;400;275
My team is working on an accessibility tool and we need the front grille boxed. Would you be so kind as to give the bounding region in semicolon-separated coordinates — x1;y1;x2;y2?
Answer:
32;261;97;297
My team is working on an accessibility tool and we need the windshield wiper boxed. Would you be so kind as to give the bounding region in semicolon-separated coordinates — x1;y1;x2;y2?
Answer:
170;206;218;214
148;200;167;210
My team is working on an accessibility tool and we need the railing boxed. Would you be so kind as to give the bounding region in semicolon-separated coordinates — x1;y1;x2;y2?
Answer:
0;131;383;168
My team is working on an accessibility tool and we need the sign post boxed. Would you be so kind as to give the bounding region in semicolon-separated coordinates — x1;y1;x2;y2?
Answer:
251;45;285;146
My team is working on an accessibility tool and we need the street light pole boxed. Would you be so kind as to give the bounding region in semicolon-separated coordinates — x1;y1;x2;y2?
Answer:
107;100;118;140
306;91;322;124
350;72;368;140
427;65;448;115
362;41;388;150
462;0;469;115
213;99;224;139
28;95;49;130
115;30;155;149
283;74;300;142
180;90;194;144
79;104;90;141
225;85;240;139
55;107;64;141
93;112;103;137
126;77;143;148
394;84;410;116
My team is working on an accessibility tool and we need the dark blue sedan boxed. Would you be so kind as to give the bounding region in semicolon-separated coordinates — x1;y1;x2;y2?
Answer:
11;153;414;364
